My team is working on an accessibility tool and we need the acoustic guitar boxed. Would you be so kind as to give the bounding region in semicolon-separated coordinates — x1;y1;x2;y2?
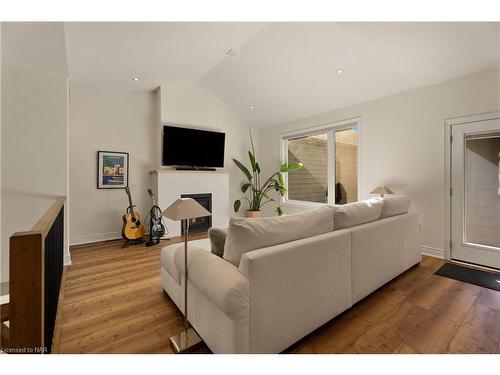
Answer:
122;186;145;241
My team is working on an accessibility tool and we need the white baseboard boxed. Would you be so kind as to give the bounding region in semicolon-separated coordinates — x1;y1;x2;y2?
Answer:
421;245;444;259
70;231;122;246
64;254;72;266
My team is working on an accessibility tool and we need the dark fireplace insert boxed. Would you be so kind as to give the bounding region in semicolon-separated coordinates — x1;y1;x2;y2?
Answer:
181;193;212;234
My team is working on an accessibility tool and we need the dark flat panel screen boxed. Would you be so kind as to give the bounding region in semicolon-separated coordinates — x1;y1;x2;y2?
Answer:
162;126;225;168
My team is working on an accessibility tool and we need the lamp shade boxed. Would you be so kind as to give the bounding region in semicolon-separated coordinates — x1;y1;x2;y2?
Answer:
162;198;212;221
370;186;394;195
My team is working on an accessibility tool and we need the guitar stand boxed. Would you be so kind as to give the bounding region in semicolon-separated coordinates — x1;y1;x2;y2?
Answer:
121;238;144;249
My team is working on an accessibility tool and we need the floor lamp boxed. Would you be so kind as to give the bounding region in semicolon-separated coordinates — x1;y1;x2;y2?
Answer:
370;185;394;197
162;197;211;353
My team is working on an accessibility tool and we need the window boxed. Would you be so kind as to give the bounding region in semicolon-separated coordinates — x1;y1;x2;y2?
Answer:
334;127;358;204
287;133;329;203
282;120;360;205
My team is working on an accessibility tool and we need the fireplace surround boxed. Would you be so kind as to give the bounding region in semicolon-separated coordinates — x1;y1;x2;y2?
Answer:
151;169;229;238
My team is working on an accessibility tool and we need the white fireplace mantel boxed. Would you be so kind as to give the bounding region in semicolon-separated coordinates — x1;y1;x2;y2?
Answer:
150;169;230;238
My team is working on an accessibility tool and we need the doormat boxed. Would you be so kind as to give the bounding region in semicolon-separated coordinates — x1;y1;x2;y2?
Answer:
435;263;500;292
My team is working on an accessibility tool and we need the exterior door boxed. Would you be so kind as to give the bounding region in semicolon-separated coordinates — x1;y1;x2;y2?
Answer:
451;118;500;269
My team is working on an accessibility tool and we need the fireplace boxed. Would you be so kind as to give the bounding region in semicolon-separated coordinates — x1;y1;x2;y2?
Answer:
181;193;212;234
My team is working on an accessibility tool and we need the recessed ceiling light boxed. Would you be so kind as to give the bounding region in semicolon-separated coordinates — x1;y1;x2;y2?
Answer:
249;105;255;109
131;77;140;81
336;69;343;75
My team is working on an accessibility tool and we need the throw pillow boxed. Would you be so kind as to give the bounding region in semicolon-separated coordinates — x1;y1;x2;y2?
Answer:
223;205;336;266
334;197;384;229
208;227;227;257
380;195;411;218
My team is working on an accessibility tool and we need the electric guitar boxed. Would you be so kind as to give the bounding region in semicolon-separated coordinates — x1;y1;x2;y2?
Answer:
147;189;166;239
122;186;145;241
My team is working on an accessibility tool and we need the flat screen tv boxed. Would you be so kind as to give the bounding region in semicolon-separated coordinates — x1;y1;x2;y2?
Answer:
162;125;225;169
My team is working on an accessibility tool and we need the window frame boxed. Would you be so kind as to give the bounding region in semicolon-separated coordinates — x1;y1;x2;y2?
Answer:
281;117;362;207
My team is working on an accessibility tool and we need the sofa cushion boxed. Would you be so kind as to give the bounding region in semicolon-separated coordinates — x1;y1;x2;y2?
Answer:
161;245;181;284
160;238;212;285
381;195;411;218
334;198;383;230
174;246;250;321
223;205;336;266
208;227;227;257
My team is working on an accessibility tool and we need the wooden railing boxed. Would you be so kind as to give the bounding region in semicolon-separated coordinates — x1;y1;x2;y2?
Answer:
0;197;65;354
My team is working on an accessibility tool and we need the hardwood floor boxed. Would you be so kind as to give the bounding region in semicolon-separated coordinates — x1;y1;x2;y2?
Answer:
53;237;500;354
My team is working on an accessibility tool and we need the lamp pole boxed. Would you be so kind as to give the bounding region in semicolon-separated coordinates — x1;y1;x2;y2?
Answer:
170;216;201;353
165;198;206;353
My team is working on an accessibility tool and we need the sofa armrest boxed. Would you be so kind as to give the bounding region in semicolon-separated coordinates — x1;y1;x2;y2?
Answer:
174;246;250;321
238;230;352;353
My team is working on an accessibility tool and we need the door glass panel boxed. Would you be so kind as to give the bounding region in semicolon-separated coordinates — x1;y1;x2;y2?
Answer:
334;128;358;204
464;133;500;249
287;133;328;203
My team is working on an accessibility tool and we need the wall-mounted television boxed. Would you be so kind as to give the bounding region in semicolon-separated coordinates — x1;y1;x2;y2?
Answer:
162;125;225;169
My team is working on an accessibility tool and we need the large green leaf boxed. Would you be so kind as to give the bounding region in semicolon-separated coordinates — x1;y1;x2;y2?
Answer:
233;158;252;181
255;162;261;174
248;151;257;172
278;182;287;195
249;127;256;158
241;182;252;193
277;172;284;186
261;191;272;200
290;162;304;171
280;162;303;173
233;199;241;212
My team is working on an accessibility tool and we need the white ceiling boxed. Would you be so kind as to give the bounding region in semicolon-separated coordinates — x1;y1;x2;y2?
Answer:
64;22;266;93
63;22;500;128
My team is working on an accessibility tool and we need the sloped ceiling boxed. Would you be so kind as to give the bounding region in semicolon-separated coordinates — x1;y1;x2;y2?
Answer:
64;22;266;94
63;22;500;128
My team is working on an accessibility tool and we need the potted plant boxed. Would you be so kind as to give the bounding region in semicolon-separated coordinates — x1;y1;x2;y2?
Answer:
233;131;303;217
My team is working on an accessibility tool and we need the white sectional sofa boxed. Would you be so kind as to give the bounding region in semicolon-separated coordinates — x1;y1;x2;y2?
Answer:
160;196;421;353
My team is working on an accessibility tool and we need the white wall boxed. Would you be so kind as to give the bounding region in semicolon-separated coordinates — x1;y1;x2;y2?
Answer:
1;22;70;283
1;66;69;282
68;89;158;245
68;82;257;244
159;83;258;210
258;68;500;257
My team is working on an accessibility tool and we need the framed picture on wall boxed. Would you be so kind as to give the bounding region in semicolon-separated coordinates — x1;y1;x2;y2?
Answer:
97;151;129;189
